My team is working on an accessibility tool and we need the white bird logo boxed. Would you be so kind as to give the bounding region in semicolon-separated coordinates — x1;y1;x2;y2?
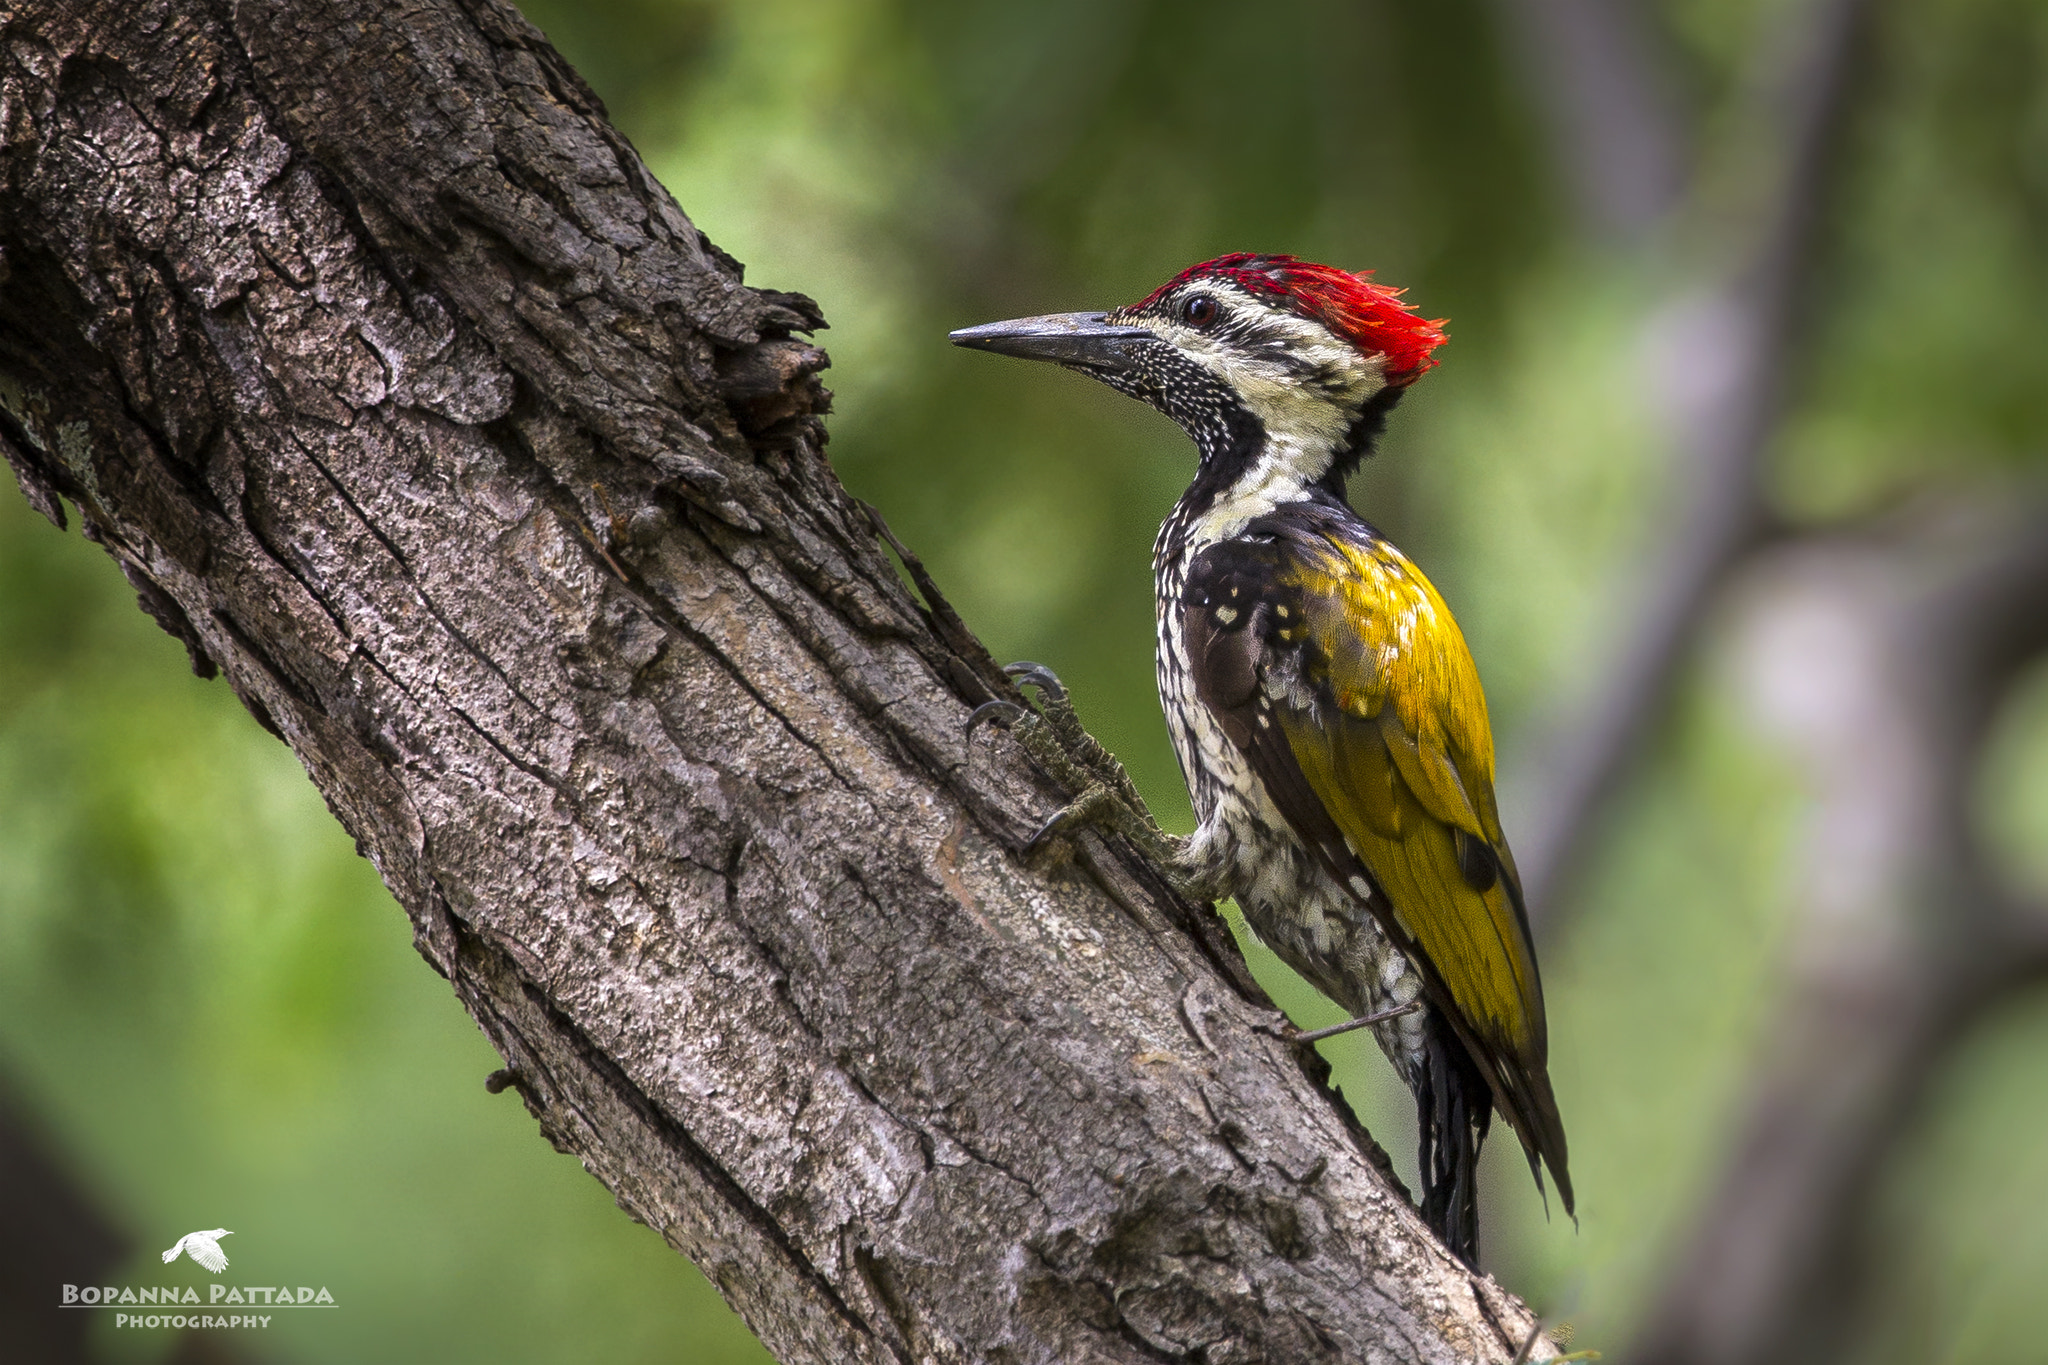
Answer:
161;1229;233;1274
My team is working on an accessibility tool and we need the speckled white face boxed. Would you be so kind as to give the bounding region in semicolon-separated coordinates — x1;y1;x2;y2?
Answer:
1114;281;1392;545
1119;280;1390;477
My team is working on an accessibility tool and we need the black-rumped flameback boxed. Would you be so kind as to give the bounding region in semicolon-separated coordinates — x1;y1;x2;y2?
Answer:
952;254;1570;1267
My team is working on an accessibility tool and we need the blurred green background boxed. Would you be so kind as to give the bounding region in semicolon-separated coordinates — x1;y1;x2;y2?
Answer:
5;0;2048;1360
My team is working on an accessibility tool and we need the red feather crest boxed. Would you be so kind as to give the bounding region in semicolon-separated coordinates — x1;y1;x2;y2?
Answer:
1132;252;1448;384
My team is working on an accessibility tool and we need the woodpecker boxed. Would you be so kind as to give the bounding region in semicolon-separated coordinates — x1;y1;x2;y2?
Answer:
952;253;1570;1266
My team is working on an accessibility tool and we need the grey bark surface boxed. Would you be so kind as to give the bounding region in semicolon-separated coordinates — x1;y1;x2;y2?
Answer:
0;1;1551;1361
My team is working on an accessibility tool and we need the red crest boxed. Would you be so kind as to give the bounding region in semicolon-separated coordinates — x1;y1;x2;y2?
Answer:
1131;253;1448;384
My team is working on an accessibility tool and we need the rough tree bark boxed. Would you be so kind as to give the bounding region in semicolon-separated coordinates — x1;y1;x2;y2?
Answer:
0;2;1553;1360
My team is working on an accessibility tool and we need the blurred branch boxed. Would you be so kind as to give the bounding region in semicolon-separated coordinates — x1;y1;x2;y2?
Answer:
0;1078;269;1364
1494;0;1688;239
0;1080;127;1364
1623;496;2048;1365
1513;0;1879;929
0;1;1552;1360
1501;6;2048;1357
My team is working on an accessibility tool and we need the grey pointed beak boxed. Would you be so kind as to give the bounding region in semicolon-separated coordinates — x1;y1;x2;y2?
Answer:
949;311;1156;370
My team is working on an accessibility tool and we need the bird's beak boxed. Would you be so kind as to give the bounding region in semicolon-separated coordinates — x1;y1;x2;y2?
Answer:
949;311;1155;372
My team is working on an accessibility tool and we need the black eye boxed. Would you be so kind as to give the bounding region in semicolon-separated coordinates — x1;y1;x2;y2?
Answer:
1183;294;1218;328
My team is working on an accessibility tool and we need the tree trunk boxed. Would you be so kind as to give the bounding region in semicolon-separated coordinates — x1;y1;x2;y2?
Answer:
0;1;1547;1359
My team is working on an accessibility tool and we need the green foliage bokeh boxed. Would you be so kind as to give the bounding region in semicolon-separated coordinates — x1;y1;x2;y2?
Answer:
4;1;2047;1361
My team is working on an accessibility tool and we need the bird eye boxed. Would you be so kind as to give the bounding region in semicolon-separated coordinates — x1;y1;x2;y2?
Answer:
1183;294;1219;329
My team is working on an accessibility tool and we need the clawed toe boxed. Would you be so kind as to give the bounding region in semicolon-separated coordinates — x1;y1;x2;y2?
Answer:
965;663;1066;746
966;698;1026;740
1004;660;1068;702
972;658;1211;901
1258;1001;1421;1047
1021;785;1115;859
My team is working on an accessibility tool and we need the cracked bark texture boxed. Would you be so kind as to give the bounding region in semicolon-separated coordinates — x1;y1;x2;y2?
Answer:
0;2;1551;1361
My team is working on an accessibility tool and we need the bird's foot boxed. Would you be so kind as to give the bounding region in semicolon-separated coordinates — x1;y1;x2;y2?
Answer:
969;663;1150;808
969;662;1217;902
1260;1000;1421;1047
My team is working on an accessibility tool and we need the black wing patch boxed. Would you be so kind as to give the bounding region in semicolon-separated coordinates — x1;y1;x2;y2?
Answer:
1181;535;1360;889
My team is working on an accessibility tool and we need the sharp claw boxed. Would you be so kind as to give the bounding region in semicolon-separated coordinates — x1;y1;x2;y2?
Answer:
966;699;1025;741
1003;660;1068;702
1021;810;1066;859
1022;785;1106;858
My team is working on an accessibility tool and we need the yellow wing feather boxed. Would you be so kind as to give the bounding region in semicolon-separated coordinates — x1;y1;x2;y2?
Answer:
1275;534;1544;1060
1181;513;1569;1209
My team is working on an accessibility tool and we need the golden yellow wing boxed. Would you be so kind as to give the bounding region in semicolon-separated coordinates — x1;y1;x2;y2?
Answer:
1181;503;1570;1211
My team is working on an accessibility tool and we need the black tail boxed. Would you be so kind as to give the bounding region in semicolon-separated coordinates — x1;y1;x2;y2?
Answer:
1415;1007;1492;1268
